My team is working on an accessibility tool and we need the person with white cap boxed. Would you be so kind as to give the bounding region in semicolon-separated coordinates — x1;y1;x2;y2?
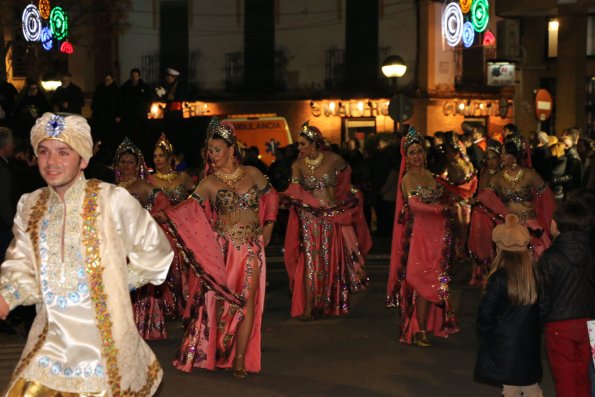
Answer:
155;67;183;102
474;213;543;397
0;112;173;396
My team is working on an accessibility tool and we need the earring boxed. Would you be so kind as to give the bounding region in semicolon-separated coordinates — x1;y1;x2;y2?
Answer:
512;160;518;169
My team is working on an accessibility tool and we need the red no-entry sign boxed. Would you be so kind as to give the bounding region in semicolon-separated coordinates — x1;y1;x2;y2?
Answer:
535;89;553;121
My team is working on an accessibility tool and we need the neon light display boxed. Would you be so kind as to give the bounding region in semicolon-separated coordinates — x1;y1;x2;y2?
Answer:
442;2;464;47
22;5;42;42
459;0;472;14
60;42;74;54
483;30;496;46
462;22;475;48
471;0;489;32
39;0;51;19
50;6;68;41
41;27;53;51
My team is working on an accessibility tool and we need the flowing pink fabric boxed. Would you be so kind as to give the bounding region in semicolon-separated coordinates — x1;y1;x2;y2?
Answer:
282;167;371;318
467;194;501;286
387;143;460;344
131;191;177;340
168;188;278;373
476;187;555;258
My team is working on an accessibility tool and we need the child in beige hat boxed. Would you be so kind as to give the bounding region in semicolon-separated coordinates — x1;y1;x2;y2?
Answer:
474;214;543;397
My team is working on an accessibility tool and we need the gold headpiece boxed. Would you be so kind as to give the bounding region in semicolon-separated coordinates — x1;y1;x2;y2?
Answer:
299;121;324;145
155;132;174;158
114;137;149;180
206;116;237;146
403;125;425;152
30;112;93;162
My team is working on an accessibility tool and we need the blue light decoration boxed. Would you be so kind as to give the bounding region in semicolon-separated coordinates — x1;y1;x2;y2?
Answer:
462;22;475;48
22;5;43;42
41;27;53;51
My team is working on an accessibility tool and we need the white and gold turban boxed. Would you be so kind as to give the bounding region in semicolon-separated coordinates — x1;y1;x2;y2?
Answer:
30;113;93;162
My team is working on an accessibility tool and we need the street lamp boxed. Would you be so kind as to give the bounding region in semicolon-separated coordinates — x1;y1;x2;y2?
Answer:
381;55;407;80
382;55;407;133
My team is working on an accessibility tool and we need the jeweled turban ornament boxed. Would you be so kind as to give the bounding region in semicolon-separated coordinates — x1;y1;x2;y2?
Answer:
403;125;425;152
299;121;324;145
114;137;149;180
206;116;237;146
154;132;174;158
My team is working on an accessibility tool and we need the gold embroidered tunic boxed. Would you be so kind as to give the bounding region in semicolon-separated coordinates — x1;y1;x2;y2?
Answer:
0;175;173;396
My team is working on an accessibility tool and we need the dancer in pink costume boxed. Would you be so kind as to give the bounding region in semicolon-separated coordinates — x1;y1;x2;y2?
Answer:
168;117;278;378
282;122;371;320
386;126;460;347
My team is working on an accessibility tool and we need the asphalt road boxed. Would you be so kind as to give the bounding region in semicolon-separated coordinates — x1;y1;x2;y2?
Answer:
0;239;556;396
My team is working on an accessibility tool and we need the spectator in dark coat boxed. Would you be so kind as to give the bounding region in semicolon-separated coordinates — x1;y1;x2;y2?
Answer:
539;199;595;397
242;146;268;175
13;78;51;141
91;72;122;151
531;132;551;181
0;78;18;123
475;214;543;397
121;68;151;122
51;72;85;114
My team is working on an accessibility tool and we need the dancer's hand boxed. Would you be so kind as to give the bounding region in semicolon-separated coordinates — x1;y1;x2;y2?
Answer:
263;222;274;246
0;296;10;320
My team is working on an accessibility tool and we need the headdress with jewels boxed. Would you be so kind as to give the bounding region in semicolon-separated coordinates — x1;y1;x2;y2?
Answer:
206;116;237;146
402;125;425;153
299;121;324;146
486;141;501;155
30;112;93;162
154;132;174;159
113;137;150;181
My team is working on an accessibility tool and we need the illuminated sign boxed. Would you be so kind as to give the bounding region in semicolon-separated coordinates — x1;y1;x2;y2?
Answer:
486;62;515;86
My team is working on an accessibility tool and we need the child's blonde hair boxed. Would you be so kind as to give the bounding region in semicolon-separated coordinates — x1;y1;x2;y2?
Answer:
487;249;538;305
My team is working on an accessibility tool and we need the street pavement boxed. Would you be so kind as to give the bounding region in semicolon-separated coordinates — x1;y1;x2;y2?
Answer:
0;237;556;396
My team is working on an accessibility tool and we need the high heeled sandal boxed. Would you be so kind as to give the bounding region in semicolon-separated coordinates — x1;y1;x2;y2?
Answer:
299;307;314;322
413;330;431;347
233;354;247;379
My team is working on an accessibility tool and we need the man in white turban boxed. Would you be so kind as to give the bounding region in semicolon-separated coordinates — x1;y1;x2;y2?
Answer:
0;112;173;396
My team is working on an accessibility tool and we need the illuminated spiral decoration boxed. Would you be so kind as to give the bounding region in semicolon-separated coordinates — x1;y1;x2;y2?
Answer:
460;0;472;14
471;0;489;32
41;27;53;51
39;0;51;19
60;42;74;54
22;5;42;42
462;22;475;48
442;2;464;47
50;6;68;41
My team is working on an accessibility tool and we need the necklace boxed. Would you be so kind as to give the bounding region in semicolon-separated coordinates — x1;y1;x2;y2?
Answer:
304;152;324;175
214;166;246;188
154;170;177;183
503;167;524;188
118;177;139;189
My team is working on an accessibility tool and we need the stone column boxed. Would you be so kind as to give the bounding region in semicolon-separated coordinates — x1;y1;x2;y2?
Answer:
555;9;587;133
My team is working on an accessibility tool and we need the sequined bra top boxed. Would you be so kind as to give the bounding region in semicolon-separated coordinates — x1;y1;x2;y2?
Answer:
162;184;188;204
492;184;533;204
406;184;444;204
300;172;338;191
214;185;261;215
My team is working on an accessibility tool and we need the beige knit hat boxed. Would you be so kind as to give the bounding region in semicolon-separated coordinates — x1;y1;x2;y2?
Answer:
492;214;531;252
30;113;93;162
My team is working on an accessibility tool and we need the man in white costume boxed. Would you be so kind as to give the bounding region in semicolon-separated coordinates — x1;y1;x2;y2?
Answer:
0;112;173;396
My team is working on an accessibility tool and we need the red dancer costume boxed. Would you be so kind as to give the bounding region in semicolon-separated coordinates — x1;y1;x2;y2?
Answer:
282;122;371;320
386;126;459;345
114;137;176;340
477;138;555;259
168;117;278;376
148;133;194;317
